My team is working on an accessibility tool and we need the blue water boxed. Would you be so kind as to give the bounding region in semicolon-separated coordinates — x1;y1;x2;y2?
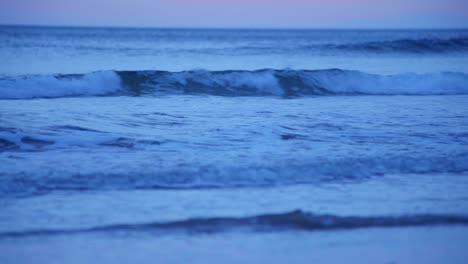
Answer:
1;26;468;263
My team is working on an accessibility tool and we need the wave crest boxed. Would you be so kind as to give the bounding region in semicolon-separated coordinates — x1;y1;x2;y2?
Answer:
1;69;468;99
2;210;468;237
0;71;122;99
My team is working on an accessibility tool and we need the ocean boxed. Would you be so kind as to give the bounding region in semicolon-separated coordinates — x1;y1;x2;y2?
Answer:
1;26;468;263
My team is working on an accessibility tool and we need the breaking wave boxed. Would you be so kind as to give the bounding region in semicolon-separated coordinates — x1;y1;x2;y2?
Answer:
2;210;468;238
0;71;122;99
1;69;468;99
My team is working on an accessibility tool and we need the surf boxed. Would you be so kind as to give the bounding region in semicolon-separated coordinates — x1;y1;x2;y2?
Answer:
1;69;468;99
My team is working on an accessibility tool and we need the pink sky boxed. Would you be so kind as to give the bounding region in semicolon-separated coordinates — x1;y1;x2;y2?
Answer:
1;0;467;28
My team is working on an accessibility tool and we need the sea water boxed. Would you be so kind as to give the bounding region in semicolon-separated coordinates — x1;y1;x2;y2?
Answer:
1;26;468;263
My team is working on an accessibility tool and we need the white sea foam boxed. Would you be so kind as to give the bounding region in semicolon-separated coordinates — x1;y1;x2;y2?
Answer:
1;69;468;99
0;71;122;99
308;70;468;95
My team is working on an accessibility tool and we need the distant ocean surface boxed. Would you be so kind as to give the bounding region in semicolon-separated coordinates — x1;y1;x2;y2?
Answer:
1;26;468;263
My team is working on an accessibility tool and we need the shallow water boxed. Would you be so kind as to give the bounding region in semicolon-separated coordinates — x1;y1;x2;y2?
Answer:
1;95;468;196
2;226;468;264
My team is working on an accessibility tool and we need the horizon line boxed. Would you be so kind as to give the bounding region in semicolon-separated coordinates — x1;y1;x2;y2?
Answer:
1;23;467;31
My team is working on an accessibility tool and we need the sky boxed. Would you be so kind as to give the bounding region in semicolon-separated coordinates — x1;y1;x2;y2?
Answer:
0;0;467;28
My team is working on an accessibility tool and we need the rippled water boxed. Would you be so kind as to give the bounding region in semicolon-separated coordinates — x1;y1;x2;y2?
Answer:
1;27;468;75
2;95;468;197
